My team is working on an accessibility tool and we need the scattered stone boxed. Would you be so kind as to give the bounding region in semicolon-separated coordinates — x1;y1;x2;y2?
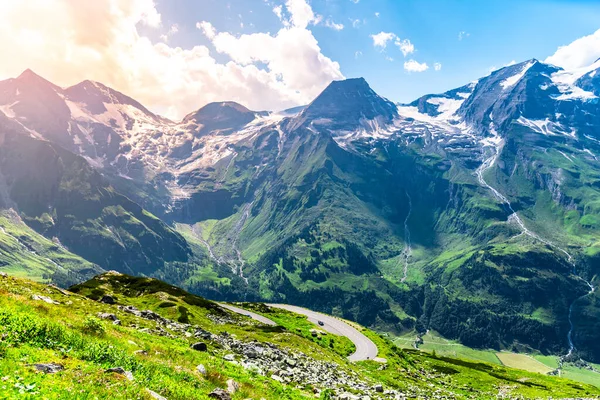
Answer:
113;319;122;326
97;313;118;321
243;347;259;359
146;389;168;400
226;379;240;394
196;364;207;375
191;342;208;352
284;357;297;367
195;329;212;340
102;292;412;398
31;294;59;305
0;272;8;277
134;350;148;356
208;388;231;400
105;367;134;381
33;363;64;374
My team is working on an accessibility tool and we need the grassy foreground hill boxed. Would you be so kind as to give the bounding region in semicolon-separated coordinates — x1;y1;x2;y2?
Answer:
0;272;598;399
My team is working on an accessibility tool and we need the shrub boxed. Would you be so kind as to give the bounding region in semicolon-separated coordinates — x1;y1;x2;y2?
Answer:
177;306;190;324
82;316;106;336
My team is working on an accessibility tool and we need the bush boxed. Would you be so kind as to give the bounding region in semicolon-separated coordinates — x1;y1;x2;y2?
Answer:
82;316;106;336
177;306;190;324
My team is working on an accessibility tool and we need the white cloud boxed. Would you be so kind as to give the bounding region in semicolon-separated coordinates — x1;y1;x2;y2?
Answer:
324;18;344;31
404;59;429;73
0;0;343;119
371;32;414;57
434;62;442;71
458;31;470;41
354;51;362;59
196;21;216;39
285;0;320;29
374;12;380;18
371;32;396;49
395;38;414;56
545;28;600;71
273;5;284;21
350;18;362;28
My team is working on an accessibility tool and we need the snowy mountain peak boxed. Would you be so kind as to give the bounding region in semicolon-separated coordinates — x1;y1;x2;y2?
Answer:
64;80;163;123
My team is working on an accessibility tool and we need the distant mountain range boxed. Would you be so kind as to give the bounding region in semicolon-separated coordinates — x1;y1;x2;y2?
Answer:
1;57;600;363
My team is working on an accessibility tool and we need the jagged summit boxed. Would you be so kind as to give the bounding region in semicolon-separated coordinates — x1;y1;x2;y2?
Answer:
9;68;61;91
65;79;161;120
301;77;398;125
456;59;563;131
17;68;44;81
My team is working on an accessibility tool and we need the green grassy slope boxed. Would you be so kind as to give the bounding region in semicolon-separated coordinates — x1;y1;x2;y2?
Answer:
0;210;101;286
0;273;598;399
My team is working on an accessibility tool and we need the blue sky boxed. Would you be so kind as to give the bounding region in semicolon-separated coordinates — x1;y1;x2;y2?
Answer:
149;0;600;104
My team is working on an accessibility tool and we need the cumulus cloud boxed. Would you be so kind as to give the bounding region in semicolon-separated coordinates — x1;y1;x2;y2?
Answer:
0;0;343;119
196;21;216;39
395;39;414;57
458;31;470;41
371;32;414;57
434;62;442;71
545;28;600;71
404;59;428;73
371;32;396;49
284;0;321;29
324;19;344;31
273;5;285;22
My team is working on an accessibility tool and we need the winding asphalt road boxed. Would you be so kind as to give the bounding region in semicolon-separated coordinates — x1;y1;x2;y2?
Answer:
219;302;380;362
218;303;277;326
266;304;379;362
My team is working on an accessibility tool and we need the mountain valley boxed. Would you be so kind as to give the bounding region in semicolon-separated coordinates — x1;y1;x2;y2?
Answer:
1;56;600;371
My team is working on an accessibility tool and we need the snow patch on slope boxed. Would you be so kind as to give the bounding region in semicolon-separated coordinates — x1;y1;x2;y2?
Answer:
551;59;600;101
516;116;576;137
0;102;18;118
500;62;534;90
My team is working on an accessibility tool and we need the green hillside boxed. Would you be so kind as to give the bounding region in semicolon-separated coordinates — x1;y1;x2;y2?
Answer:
0;272;598;399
